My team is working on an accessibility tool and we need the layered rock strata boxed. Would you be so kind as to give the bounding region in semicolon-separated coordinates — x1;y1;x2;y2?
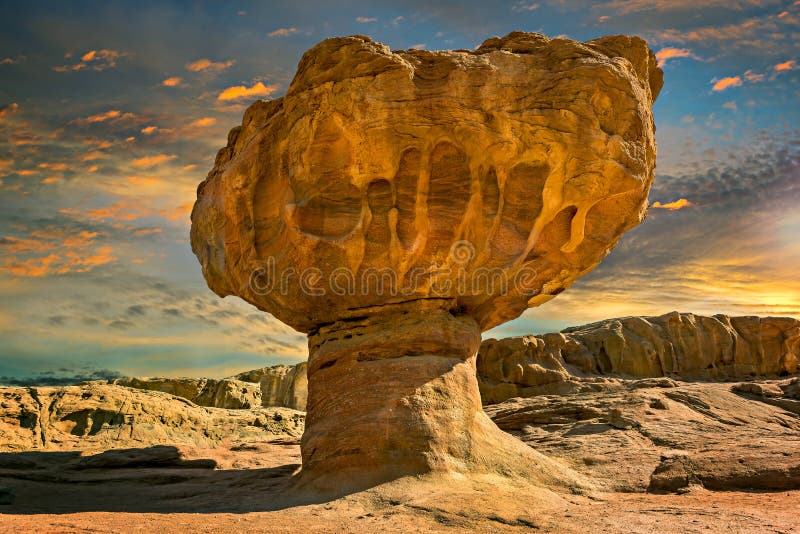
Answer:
479;312;800;403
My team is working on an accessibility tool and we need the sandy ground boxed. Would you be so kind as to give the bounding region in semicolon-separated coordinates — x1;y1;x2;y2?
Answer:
1;440;798;533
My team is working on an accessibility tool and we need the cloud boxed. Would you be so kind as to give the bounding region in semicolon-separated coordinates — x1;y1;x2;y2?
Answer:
409;44;426;50
189;117;216;127
38;162;68;171
391;16;405;25
161;76;182;87
0;226;117;277
61;201;150;222
0;102;19;122
355;16;377;23
590;0;784;15
268;27;299;37
722;101;738;111
775;60;795;71
0;55;25;65
80;110;136;124
140;125;158;135
651;198;694;210
744;69;764;82
217;81;277;101
185;58;235;72
53;49;124;72
511;2;540;12
160;201;194;221
654;47;699;67
711;76;742;91
131;154;176;167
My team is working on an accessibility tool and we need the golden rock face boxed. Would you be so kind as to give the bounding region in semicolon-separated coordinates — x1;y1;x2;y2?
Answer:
191;32;662;334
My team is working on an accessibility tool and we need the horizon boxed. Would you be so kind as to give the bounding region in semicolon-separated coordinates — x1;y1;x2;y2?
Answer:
1;0;798;383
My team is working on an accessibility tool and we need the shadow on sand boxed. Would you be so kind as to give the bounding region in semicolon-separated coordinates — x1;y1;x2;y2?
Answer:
0;446;359;514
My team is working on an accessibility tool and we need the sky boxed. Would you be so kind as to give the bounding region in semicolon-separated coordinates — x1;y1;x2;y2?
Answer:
0;0;798;384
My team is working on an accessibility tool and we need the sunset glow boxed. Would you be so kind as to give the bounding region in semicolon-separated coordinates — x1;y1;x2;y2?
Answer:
0;1;797;383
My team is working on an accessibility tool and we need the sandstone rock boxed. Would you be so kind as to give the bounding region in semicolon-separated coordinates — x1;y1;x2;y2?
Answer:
733;382;784;398
0;384;303;452
485;381;800;493
232;362;307;410
190;31;661;490
479;312;800;403
110;377;262;409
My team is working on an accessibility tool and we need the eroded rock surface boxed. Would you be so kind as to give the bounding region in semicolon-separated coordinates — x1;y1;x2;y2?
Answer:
191;31;661;332
109;377;262;409
190;31;662;490
0;384;303;452
479;312;800;403
232;363;308;410
484;379;800;493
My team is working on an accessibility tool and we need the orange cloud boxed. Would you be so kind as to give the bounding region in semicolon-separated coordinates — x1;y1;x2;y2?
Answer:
0;227;116;277
268;27;299;37
655;47;697;67
711;76;742;91
141;125;158;135
160;201;194;221
131;227;163;236
82;110;136;124
0;55;25;65
126;176;161;186
54;49;123;72
87;165;99;173
61;201;150;222
131;154;176;168
38;162;68;171
217;82;277;101
0;102;18;122
162;76;182;87
744;69;764;82
775;60;795;71
189;117;216;127
185;58;234;72
652;198;693;211
81;151;108;162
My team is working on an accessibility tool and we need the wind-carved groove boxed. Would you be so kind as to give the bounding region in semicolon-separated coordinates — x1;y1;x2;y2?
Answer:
394;148;420;249
422;141;472;260
295;115;361;240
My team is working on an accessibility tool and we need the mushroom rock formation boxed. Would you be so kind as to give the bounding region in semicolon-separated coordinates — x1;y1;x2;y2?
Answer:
191;32;662;492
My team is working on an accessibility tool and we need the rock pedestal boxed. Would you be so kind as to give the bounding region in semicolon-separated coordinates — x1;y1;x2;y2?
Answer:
190;31;662;491
299;299;551;490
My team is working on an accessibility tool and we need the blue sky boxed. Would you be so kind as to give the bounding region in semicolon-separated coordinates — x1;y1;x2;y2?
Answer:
0;0;798;383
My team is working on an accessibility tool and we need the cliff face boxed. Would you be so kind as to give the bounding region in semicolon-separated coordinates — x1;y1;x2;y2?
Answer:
107;366;308;411
232;362;308;411
111;377;262;409
0;384;302;452
478;312;800;403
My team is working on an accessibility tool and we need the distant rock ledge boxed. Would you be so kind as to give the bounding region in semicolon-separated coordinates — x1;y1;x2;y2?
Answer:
95;312;798;408
478;311;799;403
